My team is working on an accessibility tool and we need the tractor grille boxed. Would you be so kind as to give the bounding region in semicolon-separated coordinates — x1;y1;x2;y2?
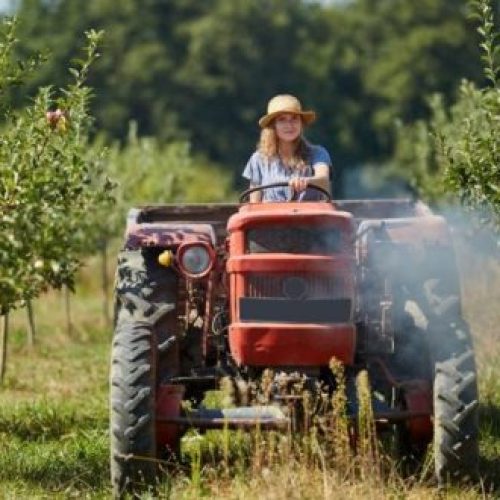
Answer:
245;273;342;299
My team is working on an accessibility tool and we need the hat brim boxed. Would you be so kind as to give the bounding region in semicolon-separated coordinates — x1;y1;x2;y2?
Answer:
258;110;316;128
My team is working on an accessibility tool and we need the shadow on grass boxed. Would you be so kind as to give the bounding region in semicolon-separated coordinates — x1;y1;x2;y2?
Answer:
479;403;500;494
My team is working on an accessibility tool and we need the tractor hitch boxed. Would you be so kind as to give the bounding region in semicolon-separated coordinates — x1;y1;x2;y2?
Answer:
158;405;289;431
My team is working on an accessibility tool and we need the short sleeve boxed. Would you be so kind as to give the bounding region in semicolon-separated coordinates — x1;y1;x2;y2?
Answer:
310;145;332;181
310;145;332;167
242;151;263;185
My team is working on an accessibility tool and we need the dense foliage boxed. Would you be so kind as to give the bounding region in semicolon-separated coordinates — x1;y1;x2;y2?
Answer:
389;0;500;227
0;24;113;313
8;0;492;191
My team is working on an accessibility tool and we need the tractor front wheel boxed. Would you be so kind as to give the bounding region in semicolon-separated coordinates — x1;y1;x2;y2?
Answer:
110;320;158;498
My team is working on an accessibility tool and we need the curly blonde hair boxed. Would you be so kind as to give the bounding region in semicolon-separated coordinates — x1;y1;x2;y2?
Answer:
257;125;311;172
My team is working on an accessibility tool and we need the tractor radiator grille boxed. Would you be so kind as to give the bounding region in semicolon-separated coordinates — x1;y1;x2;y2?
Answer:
245;273;342;299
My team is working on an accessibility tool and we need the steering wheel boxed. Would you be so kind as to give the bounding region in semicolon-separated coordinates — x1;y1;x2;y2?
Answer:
239;181;332;203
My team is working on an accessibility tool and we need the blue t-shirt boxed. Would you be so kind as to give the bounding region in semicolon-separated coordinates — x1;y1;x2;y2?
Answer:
242;143;332;201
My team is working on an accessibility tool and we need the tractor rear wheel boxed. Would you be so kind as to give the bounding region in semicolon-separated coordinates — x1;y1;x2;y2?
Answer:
420;279;479;485
433;335;479;484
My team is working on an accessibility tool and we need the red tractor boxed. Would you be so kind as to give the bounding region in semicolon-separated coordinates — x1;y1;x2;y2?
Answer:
110;184;479;497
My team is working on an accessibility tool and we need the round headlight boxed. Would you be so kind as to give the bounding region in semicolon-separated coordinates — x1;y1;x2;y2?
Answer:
179;245;212;277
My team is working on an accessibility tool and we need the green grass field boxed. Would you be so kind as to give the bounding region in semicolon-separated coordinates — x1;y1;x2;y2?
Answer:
0;246;499;499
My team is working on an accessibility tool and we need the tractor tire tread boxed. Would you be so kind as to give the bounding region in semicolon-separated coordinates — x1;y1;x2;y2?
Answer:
434;334;479;485
111;249;180;498
110;321;158;498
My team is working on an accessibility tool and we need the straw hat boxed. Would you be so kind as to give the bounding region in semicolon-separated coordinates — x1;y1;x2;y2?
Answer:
258;94;316;128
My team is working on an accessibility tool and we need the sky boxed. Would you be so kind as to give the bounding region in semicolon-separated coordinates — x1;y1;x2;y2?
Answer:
0;0;16;13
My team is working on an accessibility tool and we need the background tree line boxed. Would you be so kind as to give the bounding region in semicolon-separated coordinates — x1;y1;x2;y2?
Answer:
7;0;498;195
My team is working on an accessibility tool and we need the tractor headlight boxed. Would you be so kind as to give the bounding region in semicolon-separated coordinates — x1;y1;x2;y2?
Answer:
177;243;214;278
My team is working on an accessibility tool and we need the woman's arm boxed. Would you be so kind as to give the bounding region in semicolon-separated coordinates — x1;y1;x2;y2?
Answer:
308;163;331;193
249;183;263;202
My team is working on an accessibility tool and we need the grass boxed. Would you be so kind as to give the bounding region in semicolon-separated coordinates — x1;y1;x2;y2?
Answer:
0;241;499;499
0;256;111;498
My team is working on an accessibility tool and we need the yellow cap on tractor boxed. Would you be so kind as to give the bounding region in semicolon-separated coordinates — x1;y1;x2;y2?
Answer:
158;250;174;267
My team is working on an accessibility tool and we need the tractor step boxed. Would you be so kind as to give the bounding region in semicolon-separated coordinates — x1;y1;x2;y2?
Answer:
157;405;289;430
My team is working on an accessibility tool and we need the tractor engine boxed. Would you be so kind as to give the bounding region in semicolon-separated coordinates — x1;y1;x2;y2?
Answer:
226;202;357;368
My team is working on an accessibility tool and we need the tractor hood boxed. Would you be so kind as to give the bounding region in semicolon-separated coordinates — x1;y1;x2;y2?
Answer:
227;202;354;232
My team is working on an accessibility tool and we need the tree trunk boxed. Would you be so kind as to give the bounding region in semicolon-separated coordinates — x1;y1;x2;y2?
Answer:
26;299;36;347
65;285;73;338
0;314;9;384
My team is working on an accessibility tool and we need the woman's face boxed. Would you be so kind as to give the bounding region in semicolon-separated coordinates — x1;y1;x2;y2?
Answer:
274;113;302;143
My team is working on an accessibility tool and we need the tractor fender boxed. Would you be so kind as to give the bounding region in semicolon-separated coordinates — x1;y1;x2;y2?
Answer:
124;221;216;250
357;215;453;258
357;215;461;314
357;215;458;278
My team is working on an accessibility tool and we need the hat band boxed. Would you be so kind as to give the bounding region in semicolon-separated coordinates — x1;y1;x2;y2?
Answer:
259;109;316;128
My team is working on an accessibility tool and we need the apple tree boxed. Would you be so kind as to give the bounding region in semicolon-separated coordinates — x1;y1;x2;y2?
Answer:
0;20;112;380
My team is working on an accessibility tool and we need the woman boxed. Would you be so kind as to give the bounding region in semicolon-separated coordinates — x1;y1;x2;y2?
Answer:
243;94;332;202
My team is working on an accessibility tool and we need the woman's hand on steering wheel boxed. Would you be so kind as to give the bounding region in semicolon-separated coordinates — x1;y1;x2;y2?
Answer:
289;177;308;194
239;181;332;203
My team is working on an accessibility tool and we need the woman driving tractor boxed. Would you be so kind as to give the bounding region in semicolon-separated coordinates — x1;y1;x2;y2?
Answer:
243;94;332;202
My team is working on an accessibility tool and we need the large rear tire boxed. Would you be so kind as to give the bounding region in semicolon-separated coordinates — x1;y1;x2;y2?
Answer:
420;279;479;485
433;333;479;484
